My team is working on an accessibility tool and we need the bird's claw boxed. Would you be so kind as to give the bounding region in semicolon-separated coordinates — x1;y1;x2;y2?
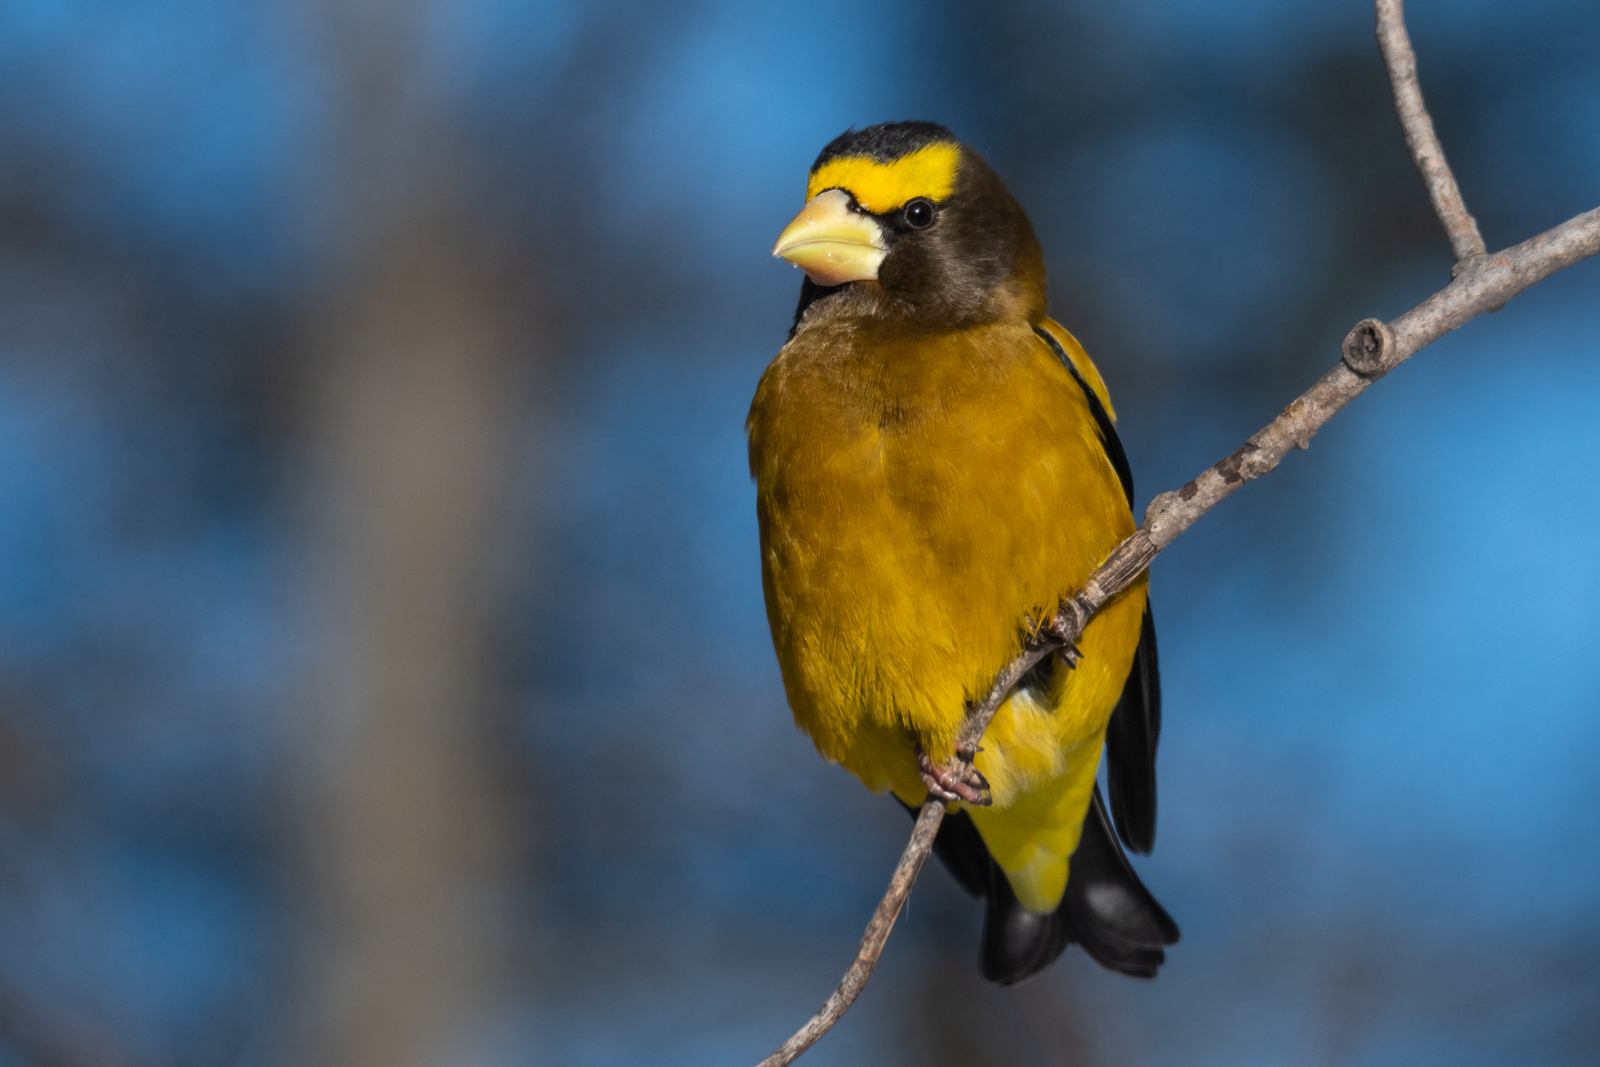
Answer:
918;746;992;806
1055;640;1083;668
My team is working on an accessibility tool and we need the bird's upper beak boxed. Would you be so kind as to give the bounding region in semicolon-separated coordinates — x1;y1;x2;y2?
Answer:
771;189;886;286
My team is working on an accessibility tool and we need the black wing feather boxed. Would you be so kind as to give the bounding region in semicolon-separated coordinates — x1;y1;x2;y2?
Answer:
1105;605;1162;853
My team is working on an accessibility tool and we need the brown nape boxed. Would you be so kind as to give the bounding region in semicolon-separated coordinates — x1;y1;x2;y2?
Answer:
872;147;1048;328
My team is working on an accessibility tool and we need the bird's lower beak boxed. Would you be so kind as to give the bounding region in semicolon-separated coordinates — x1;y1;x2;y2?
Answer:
772;189;886;286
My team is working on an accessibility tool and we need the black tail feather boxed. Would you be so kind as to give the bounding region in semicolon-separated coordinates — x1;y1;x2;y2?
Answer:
1063;785;1179;979
978;853;1074;984
904;784;1178;985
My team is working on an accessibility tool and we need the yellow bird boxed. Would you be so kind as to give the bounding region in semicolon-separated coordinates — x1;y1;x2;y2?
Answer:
747;122;1178;983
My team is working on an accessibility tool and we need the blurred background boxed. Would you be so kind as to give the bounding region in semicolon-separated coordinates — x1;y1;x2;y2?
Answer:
1;0;1598;1064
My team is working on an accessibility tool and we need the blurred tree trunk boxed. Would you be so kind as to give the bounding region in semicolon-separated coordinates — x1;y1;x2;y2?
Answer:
287;2;527;1064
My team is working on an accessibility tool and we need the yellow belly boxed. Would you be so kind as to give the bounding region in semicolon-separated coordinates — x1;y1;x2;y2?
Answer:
748;316;1144;912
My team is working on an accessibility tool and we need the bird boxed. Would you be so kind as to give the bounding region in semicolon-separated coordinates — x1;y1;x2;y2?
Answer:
746;121;1179;984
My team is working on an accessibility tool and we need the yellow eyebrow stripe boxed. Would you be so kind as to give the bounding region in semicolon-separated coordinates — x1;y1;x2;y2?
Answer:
805;142;962;214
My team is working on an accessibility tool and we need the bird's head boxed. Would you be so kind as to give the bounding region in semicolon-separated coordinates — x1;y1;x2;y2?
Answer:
773;121;1046;327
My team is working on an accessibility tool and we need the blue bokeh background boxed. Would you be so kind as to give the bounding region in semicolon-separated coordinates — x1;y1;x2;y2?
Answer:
0;0;1597;1064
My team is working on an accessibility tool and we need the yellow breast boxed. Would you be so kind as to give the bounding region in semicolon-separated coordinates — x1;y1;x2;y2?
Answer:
748;316;1145;848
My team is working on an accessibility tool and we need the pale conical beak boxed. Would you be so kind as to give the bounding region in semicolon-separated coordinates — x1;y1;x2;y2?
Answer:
771;189;886;286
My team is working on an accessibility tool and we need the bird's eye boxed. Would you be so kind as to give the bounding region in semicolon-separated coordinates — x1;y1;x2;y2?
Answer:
903;198;936;229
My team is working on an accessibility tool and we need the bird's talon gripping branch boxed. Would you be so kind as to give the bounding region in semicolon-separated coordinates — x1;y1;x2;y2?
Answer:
1041;606;1089;668
917;746;991;806
1048;598;1092;645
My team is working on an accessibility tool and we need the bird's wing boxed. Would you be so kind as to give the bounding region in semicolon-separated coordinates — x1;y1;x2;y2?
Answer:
1033;321;1161;854
1105;605;1161;853
1033;323;1132;505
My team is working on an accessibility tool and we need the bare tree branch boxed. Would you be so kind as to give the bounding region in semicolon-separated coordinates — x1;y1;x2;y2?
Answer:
1376;0;1487;263
754;3;1600;1063
755;801;945;1067
1045;203;1600;651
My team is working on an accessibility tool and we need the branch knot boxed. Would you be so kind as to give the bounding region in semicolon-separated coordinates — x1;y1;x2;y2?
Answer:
1341;317;1393;377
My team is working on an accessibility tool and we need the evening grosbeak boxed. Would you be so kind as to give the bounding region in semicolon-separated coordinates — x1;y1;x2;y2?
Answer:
747;122;1178;983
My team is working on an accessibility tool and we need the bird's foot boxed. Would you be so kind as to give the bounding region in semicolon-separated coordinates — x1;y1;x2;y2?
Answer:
1044;604;1087;668
918;745;992;806
1036;617;1088;668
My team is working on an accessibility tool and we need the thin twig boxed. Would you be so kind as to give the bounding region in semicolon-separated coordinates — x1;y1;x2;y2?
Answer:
754;4;1600;1062
755;800;946;1067
1376;0;1487;263
1044;203;1600;657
